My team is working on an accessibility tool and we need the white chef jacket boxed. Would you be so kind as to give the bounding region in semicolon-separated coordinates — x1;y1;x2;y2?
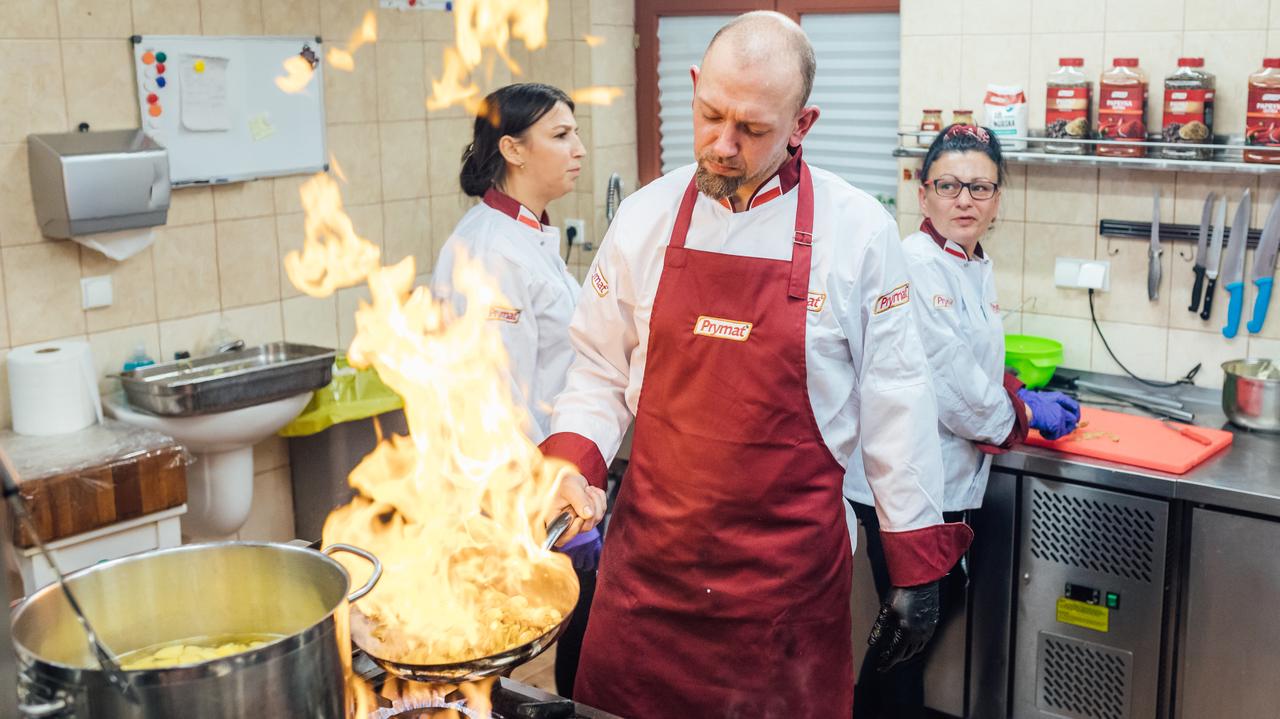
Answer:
844;229;1016;512
550;162;950;535
431;191;581;443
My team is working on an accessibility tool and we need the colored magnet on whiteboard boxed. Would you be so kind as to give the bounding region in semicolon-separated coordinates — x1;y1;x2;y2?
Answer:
146;93;158;104
141;51;155;65
194;60;205;73
148;104;162;117
156;76;166;88
156;62;165;74
156;52;167;63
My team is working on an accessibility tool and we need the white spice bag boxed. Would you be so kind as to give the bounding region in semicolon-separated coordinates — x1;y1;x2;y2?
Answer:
984;84;1028;150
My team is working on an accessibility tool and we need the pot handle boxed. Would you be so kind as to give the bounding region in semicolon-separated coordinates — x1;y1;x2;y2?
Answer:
323;543;383;603
18;699;68;718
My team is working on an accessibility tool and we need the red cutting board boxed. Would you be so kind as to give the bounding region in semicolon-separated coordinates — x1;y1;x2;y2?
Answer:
1024;407;1233;475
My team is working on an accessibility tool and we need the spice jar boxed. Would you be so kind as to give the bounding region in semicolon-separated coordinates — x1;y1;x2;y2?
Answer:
1098;58;1148;157
920;108;943;145
1045;57;1091;154
1245;58;1280;164
952;109;975;126
1162;57;1215;159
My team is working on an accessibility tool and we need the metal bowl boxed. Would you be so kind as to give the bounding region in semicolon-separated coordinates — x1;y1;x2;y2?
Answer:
1221;359;1280;433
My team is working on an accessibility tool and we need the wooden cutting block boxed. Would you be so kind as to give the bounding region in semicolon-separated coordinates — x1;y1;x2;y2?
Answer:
3;421;187;547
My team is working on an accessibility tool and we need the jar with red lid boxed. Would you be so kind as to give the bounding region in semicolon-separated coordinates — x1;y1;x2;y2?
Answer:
1162;57;1215;159
1045;57;1091;154
1245;58;1280;164
1098;58;1148;157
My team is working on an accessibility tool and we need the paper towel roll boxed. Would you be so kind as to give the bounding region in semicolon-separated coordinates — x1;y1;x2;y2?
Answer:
8;341;104;436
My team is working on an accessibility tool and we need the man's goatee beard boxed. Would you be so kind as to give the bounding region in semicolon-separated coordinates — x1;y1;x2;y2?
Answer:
695;164;744;200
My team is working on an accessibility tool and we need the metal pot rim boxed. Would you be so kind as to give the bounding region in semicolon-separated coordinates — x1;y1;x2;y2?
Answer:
11;541;355;681
1222;358;1280;381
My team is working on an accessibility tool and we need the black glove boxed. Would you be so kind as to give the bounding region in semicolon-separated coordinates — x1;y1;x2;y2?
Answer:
866;580;941;672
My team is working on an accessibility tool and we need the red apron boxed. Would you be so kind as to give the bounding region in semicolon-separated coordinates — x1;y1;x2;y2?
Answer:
574;163;854;717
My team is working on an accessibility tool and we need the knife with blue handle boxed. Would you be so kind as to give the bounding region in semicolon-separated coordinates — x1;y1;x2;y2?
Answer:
1221;189;1251;339
1247;199;1280;334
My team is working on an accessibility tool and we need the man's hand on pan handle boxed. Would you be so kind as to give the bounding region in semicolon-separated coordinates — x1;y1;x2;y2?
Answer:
550;472;607;546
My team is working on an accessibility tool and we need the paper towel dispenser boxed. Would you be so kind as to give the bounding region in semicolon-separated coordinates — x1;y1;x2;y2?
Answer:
28;129;170;239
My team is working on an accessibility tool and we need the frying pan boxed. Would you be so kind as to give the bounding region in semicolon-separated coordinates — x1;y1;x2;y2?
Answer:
353;512;578;683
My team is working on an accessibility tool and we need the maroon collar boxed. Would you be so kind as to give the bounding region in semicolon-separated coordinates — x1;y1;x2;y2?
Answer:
710;145;804;212
921;217;985;261
483;187;550;229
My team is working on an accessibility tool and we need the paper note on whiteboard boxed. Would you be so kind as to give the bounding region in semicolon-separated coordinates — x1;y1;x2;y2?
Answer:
180;56;231;131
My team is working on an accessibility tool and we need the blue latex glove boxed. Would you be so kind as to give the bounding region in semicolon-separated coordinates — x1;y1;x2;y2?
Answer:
557;527;602;572
1018;389;1082;440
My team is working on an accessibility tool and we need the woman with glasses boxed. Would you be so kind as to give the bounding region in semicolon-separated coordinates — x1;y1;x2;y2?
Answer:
843;124;1080;719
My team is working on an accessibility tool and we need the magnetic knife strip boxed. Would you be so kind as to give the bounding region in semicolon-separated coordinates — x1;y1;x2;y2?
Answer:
1100;220;1264;248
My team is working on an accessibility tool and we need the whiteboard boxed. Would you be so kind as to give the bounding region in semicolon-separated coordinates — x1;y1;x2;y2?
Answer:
132;35;327;186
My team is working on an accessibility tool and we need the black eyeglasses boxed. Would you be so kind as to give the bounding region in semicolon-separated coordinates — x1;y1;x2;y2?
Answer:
927;176;1000;200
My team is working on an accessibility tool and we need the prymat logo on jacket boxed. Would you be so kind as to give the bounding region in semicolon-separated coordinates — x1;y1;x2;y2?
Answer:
874;283;911;314
487;306;522;323
693;315;753;342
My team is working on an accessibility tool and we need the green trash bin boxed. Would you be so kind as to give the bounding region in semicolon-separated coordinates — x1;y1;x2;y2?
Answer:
281;356;405;542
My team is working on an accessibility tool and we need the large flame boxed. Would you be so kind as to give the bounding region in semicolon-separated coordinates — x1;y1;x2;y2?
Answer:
426;0;548;111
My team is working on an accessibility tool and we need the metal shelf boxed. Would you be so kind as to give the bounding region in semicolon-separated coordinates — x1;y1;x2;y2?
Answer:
895;130;1280;176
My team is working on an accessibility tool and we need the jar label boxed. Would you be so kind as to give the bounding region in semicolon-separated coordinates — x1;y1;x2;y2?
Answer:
1046;86;1091;138
1246;85;1280;147
1162;87;1214;143
1098;82;1147;140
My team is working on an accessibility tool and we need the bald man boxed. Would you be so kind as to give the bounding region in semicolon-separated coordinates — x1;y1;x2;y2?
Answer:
541;12;972;716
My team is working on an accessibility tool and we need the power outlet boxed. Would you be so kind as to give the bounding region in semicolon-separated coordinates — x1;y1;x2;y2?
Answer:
564;218;590;252
1055;257;1110;291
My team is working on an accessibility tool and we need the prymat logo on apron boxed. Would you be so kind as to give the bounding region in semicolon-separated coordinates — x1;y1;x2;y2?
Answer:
806;291;826;313
693;315;753;342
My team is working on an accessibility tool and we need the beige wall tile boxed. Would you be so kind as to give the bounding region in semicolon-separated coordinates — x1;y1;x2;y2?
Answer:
336;283;371;347
529;39;574;87
0;0;59;36
575;114;595;187
1026;34;1105;132
199;0;263;34
382;198;432;274
1021;312;1093;369
167;186;215;226
591;85;636;149
421;40;469;123
1166;247;1250;333
324;47;380;124
589;0;630;27
897;211;922;239
1100;33;1183;132
570;0;589;38
213;180;276;220
986;220;1025;313
573;38;593;96
422;6;452;40
1106;0;1185;33
1257;174;1280;233
273;175;308;216
376;42;427;121
1097;169;1174;225
1089;320;1167;378
999;164;1027;223
0;143;43;246
1272;1;1280;29
589;23;634;87
963;0;1030;35
0;350;10;428
1184;0;1267;32
217;217;281;308
347;203;386;255
57;0;132;37
237;467;296;542
153;223;219;320
429;193;472;260
1002;310;1023;334
327;123;383;205
590;142;638;209
1030;0;1106;34
379;120;430;200
62;40;139;131
900;0;964;36
80;246;157;332
1180;31;1268;135
282;294;339;349
87;323;160;390
4;241;85;345
427;117;472;196
1025;167;1098;225
376;5;422;41
131;0;201;34
1249;336;1280;358
0;256;9;346
263;0;321;35
959;34;1030;112
1173;172;1257;225
545;0;572;40
899;36;964;129
1165;328;1245;386
253;435;289;472
320;0;375;38
1269;30;1280;56
1023;222;1095;319
1090;233;1172;325
222;302;285;346
0;41;68;144
157;310;219;358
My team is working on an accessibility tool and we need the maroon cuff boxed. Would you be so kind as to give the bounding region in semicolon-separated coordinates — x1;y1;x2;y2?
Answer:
539;432;609;491
880;522;974;587
978;371;1030;455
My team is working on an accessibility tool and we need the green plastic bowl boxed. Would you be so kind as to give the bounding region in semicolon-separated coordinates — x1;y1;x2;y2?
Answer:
1005;334;1064;389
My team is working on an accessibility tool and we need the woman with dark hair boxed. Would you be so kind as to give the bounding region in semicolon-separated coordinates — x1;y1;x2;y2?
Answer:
430;83;602;699
843;124;1080;718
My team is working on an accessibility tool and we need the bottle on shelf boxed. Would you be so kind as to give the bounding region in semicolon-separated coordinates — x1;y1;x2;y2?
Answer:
1097;58;1148;157
920;108;943;145
1045;57;1092;155
1161;57;1215;160
952;109;975;126
1245;58;1280;165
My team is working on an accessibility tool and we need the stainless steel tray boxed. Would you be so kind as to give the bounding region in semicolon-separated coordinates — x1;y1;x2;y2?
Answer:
120;343;335;417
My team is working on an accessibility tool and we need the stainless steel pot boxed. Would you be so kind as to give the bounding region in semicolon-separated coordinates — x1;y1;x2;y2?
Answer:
11;541;379;719
1222;359;1280;433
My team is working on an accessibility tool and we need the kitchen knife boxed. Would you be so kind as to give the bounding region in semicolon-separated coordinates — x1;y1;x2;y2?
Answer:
1189;192;1216;312
1201;196;1229;321
1148;190;1162;301
1222;189;1252;339
1248;199;1280;334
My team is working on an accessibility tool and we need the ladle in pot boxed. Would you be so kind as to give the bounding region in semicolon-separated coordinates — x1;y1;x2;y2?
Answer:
0;450;139;705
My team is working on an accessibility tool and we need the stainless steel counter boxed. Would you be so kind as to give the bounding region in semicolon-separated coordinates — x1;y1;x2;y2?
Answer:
992;370;1280;517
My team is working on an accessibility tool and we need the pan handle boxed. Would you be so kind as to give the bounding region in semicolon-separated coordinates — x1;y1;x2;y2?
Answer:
323;543;383;602
543;511;574;551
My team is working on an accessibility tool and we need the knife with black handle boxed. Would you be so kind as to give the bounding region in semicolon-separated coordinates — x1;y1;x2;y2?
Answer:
1189;193;1215;312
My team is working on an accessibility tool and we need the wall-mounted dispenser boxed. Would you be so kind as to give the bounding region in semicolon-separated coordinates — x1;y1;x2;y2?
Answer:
27;129;170;239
